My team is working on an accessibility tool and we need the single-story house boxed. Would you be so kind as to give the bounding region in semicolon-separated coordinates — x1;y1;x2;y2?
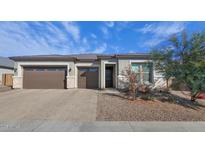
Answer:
0;56;15;85
10;54;166;89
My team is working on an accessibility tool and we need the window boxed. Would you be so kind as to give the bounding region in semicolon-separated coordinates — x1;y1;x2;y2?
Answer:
131;63;153;83
131;63;141;83
46;68;66;71
24;68;38;71
24;67;66;71
35;68;46;71
88;68;98;72
78;68;98;72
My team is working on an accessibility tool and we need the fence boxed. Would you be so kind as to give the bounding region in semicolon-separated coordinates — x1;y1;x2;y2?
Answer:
2;74;13;87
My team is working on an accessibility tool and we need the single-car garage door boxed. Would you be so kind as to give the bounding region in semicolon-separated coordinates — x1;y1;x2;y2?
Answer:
23;67;67;89
78;67;99;89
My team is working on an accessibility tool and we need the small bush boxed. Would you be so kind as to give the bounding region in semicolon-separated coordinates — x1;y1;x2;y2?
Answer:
140;94;155;101
138;82;153;93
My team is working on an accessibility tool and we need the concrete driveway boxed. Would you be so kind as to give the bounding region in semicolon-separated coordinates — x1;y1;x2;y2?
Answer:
1;89;205;132
0;89;98;122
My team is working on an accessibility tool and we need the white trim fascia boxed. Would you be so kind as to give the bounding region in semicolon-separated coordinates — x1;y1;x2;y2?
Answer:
129;59;152;65
104;62;117;65
17;61;71;65
75;62;99;67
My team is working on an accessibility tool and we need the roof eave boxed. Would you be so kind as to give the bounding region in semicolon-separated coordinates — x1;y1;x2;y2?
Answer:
97;55;116;59
115;54;151;59
0;65;14;69
10;57;76;61
76;59;97;62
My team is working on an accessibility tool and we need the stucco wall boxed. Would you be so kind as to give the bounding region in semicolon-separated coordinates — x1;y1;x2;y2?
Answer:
12;59;167;89
118;59;130;75
13;76;23;88
117;59;130;89
117;59;166;89
0;68;14;85
68;62;75;76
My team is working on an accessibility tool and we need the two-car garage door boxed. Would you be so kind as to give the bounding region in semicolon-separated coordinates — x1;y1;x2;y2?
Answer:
23;67;67;89
23;66;99;89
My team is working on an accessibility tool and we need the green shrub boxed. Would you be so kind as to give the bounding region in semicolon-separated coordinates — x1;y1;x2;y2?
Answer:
140;94;155;101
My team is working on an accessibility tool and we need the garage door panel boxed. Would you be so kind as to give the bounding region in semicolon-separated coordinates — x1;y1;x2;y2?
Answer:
23;67;66;89
86;72;98;89
78;71;86;88
78;67;98;89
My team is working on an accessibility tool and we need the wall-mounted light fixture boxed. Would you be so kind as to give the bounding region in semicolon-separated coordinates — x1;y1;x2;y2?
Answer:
14;68;17;72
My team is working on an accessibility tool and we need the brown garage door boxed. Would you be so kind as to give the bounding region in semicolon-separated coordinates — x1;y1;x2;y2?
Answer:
78;67;98;89
23;67;66;89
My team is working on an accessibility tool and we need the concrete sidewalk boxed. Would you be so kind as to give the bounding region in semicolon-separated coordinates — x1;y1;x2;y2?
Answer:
0;121;205;132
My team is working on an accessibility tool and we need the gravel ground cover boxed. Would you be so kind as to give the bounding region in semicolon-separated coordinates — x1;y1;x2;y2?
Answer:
96;92;205;121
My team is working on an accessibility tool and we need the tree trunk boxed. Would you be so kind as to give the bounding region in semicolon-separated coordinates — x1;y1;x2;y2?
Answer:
166;78;169;91
191;92;199;102
132;90;136;101
191;95;196;101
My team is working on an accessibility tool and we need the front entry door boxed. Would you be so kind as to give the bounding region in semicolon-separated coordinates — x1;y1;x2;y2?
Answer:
105;67;113;88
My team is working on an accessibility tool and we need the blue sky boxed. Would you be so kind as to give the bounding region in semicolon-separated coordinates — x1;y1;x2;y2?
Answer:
0;21;205;57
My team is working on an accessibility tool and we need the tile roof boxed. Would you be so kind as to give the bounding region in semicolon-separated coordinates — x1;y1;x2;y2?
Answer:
10;53;151;61
0;56;15;69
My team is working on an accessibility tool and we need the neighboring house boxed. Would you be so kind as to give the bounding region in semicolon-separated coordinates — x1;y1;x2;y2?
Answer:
10;54;166;89
0;56;15;85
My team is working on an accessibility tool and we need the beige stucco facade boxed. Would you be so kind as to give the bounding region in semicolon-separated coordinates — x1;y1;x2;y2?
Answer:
117;58;166;89
12;58;166;89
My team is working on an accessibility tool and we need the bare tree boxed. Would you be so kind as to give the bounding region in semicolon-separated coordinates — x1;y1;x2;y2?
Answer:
124;65;138;100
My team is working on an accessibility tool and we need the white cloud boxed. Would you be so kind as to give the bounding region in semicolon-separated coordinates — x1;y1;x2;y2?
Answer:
81;37;90;50
0;22;65;56
61;22;80;42
92;43;107;53
91;33;97;39
139;22;185;37
139;24;153;33
142;38;165;47
110;45;122;53
128;50;136;53
105;21;114;28
101;27;108;35
101;27;109;38
138;22;186;47
116;22;130;31
0;22;98;56
82;37;88;44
